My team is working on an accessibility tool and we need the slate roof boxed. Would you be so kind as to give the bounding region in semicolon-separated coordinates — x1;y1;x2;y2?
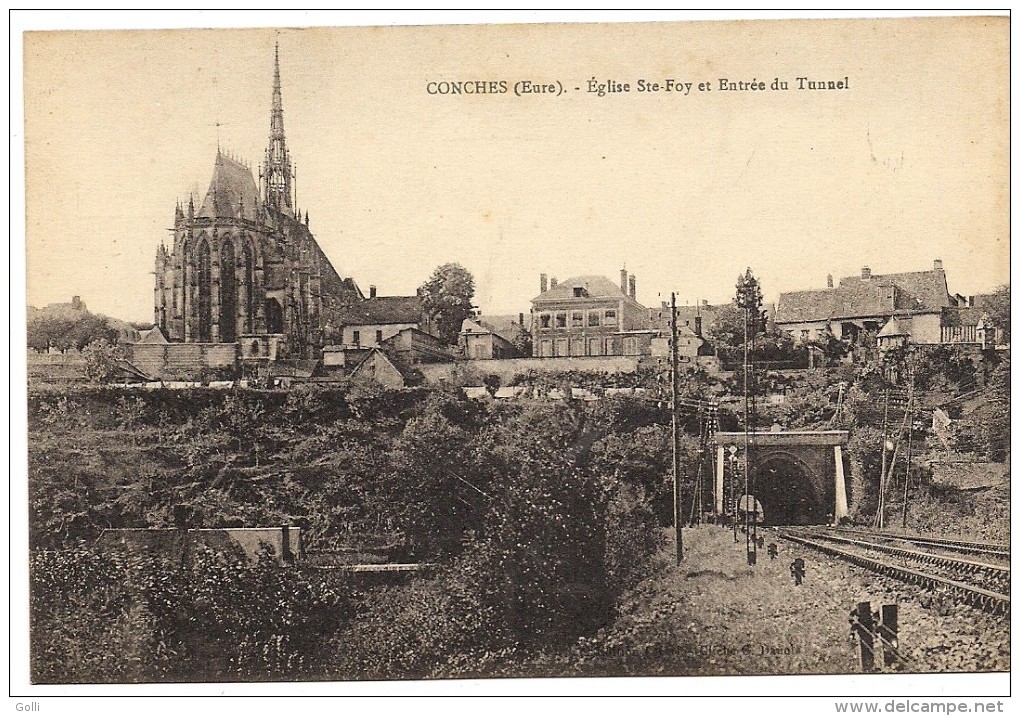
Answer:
532;275;638;304
198;151;260;220
877;316;909;338
336;296;424;326
775;269;951;324
138;327;168;344
350;348;422;384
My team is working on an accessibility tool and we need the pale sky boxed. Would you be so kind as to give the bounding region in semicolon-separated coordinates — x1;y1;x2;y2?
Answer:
21;14;1009;323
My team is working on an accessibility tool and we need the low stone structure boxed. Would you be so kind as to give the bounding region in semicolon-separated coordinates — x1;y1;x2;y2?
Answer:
97;526;302;565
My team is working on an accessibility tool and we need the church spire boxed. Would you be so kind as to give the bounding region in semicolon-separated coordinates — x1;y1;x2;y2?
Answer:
263;42;294;214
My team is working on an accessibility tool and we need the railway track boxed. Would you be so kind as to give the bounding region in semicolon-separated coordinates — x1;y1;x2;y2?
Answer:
827;527;1009;560
779;530;1010;616
795;528;1009;594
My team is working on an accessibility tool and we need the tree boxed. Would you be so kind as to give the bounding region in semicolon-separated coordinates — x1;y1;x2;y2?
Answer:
81;338;124;383
419;263;476;345
983;284;1010;343
27;311;116;352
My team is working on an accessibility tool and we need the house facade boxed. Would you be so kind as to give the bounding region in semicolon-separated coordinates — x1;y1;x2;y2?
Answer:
335;294;432;350
530;270;654;358
460;314;529;360
774;260;977;346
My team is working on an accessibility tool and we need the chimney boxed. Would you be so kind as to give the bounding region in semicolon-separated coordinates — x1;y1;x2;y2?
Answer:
826;274;833;289
702;299;708;307
629;274;636;300
71;296;81;310
934;259;944;271
519;312;525;326
369;285;377;299
620;268;628;293
540;273;548;293
861;267;871;280
550;277;558;289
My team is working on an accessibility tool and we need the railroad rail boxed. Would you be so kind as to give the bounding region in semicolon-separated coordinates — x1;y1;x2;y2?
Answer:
796;529;1009;594
780;531;1010;616
828;527;1009;560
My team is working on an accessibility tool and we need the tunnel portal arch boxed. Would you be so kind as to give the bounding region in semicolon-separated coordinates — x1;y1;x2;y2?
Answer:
753;452;824;525
713;430;849;526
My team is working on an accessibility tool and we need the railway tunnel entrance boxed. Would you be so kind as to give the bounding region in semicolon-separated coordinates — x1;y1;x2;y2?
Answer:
754;454;824;525
713;430;849;526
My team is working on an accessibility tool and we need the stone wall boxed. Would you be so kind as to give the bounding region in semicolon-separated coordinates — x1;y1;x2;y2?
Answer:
419;355;641;385
97;526;301;564
27;351;86;383
126;342;238;380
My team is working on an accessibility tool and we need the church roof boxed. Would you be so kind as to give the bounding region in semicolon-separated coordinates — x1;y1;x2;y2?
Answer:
336;296;424;326
198;151;260;220
775;268;951;324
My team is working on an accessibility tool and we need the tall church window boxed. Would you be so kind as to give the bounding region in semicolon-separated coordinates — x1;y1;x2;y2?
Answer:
265;298;284;334
219;239;237;343
197;239;212;342
243;242;256;333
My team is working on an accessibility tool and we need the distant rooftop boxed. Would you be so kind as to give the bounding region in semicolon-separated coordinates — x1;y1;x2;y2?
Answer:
775;263;952;324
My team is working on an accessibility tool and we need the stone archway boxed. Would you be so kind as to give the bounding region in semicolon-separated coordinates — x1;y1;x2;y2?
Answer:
753;452;824;525
714;430;849;524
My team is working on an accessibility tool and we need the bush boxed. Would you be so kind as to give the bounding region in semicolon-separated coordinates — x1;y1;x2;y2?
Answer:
30;546;354;683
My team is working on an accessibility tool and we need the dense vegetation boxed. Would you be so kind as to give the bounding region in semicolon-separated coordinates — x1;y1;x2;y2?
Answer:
28;340;1009;682
29;385;682;681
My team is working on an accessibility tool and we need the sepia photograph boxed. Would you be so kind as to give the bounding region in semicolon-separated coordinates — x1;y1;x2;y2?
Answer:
12;10;1011;705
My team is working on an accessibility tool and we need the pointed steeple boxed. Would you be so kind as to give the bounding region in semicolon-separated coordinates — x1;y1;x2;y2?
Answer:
263;41;294;215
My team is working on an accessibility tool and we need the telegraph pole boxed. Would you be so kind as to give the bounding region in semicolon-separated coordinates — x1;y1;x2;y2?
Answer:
736;268;761;565
671;292;683;564
901;366;916;528
743;298;751;560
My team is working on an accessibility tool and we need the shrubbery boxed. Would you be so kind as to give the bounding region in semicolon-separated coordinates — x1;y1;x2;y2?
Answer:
31;547;352;683
30;384;668;682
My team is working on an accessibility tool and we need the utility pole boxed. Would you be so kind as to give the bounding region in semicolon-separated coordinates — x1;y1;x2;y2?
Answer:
730;448;738;542
743;299;751;561
876;387;890;529
735;268;761;565
671;292;683;564
901;366;916;528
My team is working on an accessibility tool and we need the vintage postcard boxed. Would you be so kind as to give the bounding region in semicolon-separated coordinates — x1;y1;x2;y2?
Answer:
14;11;1011;705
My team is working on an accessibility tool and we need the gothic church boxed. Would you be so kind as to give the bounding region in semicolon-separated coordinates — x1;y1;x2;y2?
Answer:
153;46;363;360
